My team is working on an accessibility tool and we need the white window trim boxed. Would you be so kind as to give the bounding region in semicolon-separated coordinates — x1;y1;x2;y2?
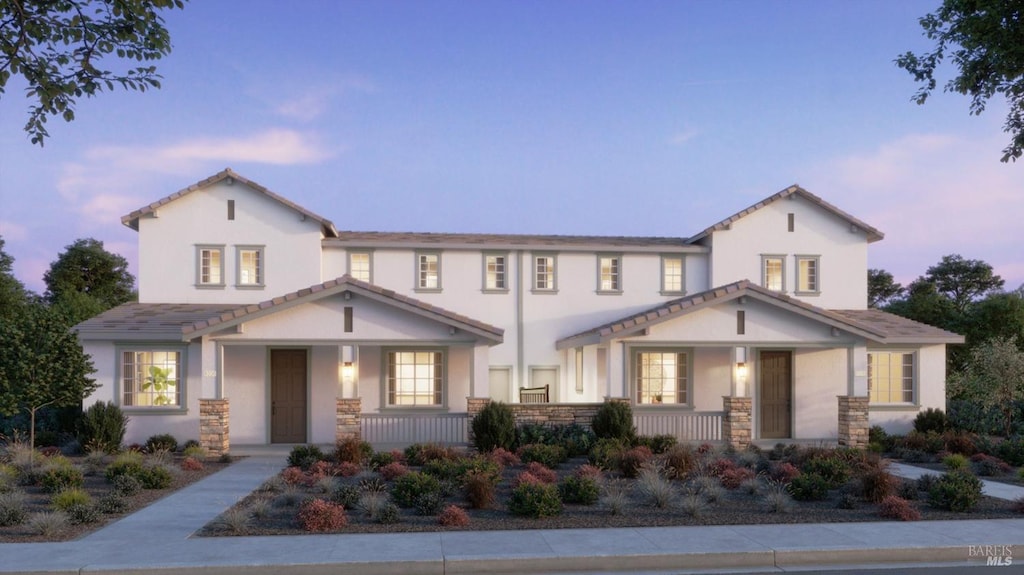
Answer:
414;251;443;292
794;254;820;296
382;348;447;410
115;345;188;413
660;254;686;296
235;245;265;289
482;252;509;293
630;347;693;407
867;350;918;406
347;250;374;283
761;254;786;293
596;253;623;294
195;244;225;289
532;253;558;294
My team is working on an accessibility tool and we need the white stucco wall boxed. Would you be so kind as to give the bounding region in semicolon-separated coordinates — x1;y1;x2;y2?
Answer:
137;180;324;304
707;195;870;309
789;348;847;439
222;346;267;444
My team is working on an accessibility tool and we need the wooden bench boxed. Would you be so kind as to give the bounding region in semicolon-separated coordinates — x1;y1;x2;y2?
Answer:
519;384;549;403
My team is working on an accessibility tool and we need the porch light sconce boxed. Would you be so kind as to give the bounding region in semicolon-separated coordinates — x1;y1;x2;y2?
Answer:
734;346;748;381
341;361;355;383
736;362;748;380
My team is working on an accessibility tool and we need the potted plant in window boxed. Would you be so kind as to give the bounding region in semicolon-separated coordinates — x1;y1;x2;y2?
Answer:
143;366;174;406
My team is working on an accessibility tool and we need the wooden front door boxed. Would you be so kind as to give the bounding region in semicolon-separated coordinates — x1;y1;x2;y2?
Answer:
759;350;792;439
271;349;307;443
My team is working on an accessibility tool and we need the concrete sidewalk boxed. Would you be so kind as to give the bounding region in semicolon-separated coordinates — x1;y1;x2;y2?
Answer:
2;457;1023;574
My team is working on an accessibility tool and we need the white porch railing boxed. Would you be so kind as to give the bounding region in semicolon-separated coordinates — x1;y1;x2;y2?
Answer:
634;410;724;442
361;413;469;445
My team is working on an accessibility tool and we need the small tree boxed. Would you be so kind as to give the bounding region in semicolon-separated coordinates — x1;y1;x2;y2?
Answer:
868;269;905;309
44;238;136;317
0;303;97;457
949;336;1024;437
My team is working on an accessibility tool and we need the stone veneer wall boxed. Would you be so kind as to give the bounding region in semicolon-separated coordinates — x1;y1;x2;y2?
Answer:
199;398;229;456
466;398;630;442
837;395;869;448
336;398;362;442
722;396;752;450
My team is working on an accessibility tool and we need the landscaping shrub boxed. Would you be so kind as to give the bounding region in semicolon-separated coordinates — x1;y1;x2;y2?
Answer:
552;424;598;456
336;462;361;477
971;453;1012;476
508;482;563;518
438;504;470;526
144;433;178;453
404;443;458;466
559;475;600;505
40;464;84;493
512;471;542;488
914;408;949;434
942;453;969;471
720;466;756;490
463;470;498;509
181;456;204;472
334;437;373;465
636;464;675;508
617;446;653;478
104;452;145;483
897;431;945;454
66;502;100;525
471;401;516;452
801;456;850;488
574;464;603;481
868;425;893;452
26;511;69;536
590;401;636;443
860;468;899;503
761;481;793;513
788;472;830;501
413;491;444;515
588;438;625;470
941;430;978;455
297;498;347;532
996;437;1024;466
928;471;983;512
916;473;940;493
51;487;91;511
663;444;697;479
139;464;174;489
111;473;142;497
287;445;327;470
0;491;27;526
281;466;306;486
182;445;208;459
379;461;409;481
391;472;441;508
78;401;127;454
422;458;463;482
487;447;520;468
769;462;801;484
635;434;677;455
330;484;361;509
369;450;396;470
97;493;128;514
878;495;920;521
376;502;401;524
517;443;566;468
524;461;557;484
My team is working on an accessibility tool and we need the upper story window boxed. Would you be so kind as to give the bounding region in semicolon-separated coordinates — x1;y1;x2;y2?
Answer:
349;251;372;283
634;349;689;405
761;254;785;292
236;246;264;288
661;255;685;295
483;253;508;291
416;252;441;291
533;254;557;293
795;255;819;295
868;351;915;404
597;255;622;293
121;349;183;409
196;245;225;288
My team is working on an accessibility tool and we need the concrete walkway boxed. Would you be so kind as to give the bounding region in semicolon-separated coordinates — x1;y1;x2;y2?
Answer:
2;457;1024;574
890;462;1024;501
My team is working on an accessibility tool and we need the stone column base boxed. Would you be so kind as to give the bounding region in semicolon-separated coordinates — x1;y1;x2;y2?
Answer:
336;398;362;442
199;398;229;456
838;395;869;448
723;396;752;450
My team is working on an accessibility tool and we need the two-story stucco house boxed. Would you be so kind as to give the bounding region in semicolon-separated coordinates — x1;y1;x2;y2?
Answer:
74;169;963;453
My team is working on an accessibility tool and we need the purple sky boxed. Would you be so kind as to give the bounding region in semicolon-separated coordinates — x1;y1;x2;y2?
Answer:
1;1;1021;295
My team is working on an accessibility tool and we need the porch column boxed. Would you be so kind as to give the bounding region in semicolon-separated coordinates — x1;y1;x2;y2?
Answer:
848;345;868;396
607;342;626;399
722;396;752;450
199;336;221;398
838;396;869;448
470;344;490;398
336;398;361;442
199;398;229;456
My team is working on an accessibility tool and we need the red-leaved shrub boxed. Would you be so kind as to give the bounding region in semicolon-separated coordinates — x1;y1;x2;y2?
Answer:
464;470;497;509
512;471;542;488
336;462;361;477
574;464;603;481
618;446;653;478
181;456;204;472
707;457;737;478
282;466;306;485
297;498;348;532
720;466;756;489
438;504;470;527
488;447;521;468
877;495;920;521
379;462;409;481
770;462;801;484
524;461;557;484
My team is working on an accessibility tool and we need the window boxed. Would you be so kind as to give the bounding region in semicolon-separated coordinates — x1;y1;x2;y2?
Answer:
386;350;444;406
349;252;372;283
635;350;689;404
121;350;183;408
575;348;584;393
483;253;507;291
533;254;557;292
796;255;819;294
761;255;785;292
868;351;915;404
661;255;685;294
196;245;224;287
597;255;621;293
236;246;264;287
416;252;441;290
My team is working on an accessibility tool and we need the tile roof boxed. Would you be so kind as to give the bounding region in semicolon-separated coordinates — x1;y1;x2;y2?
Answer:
556;280;961;349
329;231;690;249
686;185;884;244
121;168;338;238
183;275;504;342
74;303;240;341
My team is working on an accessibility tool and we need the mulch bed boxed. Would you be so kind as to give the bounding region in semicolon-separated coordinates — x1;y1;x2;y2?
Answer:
0;455;234;543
